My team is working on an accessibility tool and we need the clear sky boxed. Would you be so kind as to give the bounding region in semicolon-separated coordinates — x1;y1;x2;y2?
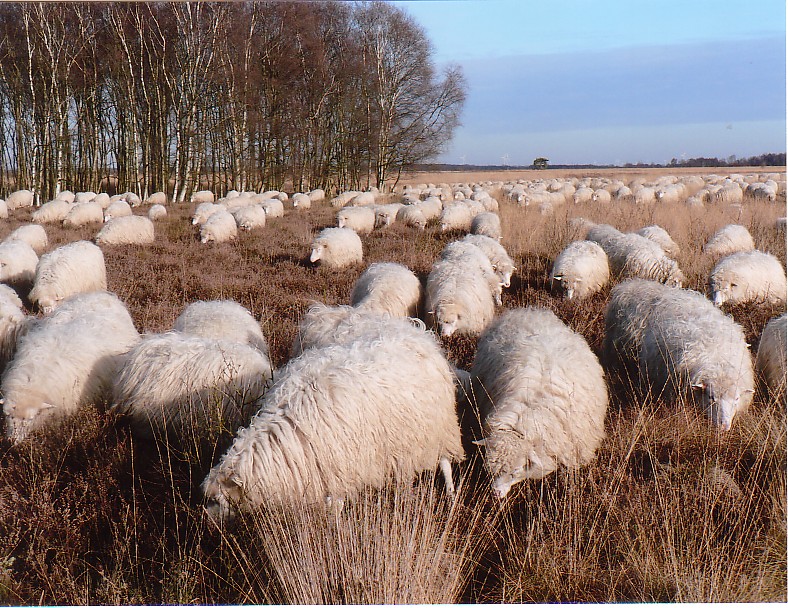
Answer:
392;0;786;166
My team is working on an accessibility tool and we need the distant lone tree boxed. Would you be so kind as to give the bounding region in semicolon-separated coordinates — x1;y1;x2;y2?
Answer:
533;157;549;170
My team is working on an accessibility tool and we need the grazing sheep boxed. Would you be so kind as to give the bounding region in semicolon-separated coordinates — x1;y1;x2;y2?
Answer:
63;202;104;228
310;227;363;269
349;262;423;318
308;188;326;203
190;190;215;204
96;215;156;246
374;203;405;228
0;240;39;291
0;294;30;374
32;199;73;224
349;191;376;207
4;224;48;255
56;190;76;203
74;191;97;204
103;199;133;222
756;314;787;401
173;299;269;357
202;318;464;519
708;250;787;307
200;210;238;244
572;187;594;204
439;203;473;232
550;240;609;300
5;189;34;210
603;279;676;376
415;197;443;221
336;206;376;235
591;189;612;204
635;225;680;258
330;190;361;208
231;205;267;231
2;291;140;442
461;234;516;288
110;332;273;447
148;204;167;221
425;257;497;337
440;240;504;305
587;226;684;287
470;307;608;498
144;191;167;206
292;193;312;209
28;240;107;313
633;187;657;205
470;212;502;241
192;202;226;226
703;224;755;259
93;193;111;209
259;199;284;218
639;285;754;430
396;205;427;230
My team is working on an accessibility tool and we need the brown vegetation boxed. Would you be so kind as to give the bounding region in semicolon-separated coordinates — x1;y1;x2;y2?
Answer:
0;168;784;603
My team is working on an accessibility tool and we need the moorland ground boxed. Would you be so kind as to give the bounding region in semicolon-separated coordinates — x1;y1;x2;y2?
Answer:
0;167;785;604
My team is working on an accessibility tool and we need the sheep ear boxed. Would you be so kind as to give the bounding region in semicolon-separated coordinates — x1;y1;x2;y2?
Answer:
691;382;706;391
552;274;563;281
40;402;57;410
743;388;755;395
472;438;487;447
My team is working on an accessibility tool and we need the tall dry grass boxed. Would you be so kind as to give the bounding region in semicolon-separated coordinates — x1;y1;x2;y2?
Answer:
0;168;785;603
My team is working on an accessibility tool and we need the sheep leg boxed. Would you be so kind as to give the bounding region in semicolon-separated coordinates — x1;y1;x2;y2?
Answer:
440;457;456;498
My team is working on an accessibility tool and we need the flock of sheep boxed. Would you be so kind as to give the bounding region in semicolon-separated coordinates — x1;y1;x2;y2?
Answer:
0;169;785;521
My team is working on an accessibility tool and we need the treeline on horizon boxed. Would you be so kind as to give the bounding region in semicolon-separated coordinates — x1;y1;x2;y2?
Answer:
0;2;466;202
414;152;786;173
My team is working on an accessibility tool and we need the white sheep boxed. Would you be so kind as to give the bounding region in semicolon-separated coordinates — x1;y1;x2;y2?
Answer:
4;224;48;255
425;257;497;337
703;224;755;258
96;215;156;246
330;190;361;208
231;205;267;231
92;193;111;209
309;227;363;269
32;199;73;224
591;189;612;204
0;240;39;290
28;240;107;313
260;199;284;218
470;212;502;241
0;290;32;374
308;188;326;203
461;234;516;288
470;307;608;498
374;203;404;228
349;262;423;318
190;190;215;204
635;225;680;258
439;203;474;232
148;204;168;221
603;279;678;376
5;189;34;210
291;193;312;209
639;284;754;430
201;317;464;519
56;190;76;203
440;240;503;305
63;202;104;228
708;250;787;307
349;191;376;207
74;191;97;204
396;205;427;230
144;191;167;206
103;199;133;222
110;332;273;446
173;299;269;357
2;291;140;442
200;210;238;244
192;202;227;226
587;226;685;287
415;197;443;221
756;314;786;401
633;187;657;205
549;240;609;300
336;206;376;235
572;187;594;204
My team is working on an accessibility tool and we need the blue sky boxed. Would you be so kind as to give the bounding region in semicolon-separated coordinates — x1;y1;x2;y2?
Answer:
392;0;786;165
